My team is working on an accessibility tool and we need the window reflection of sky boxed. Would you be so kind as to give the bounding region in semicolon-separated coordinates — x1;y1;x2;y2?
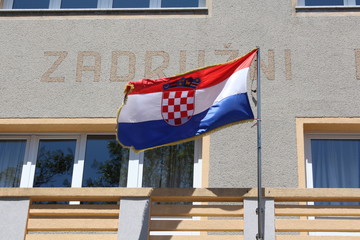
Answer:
82;135;129;187
61;0;98;8
12;0;200;9
13;0;50;9
113;0;150;8
33;140;76;188
305;0;343;6
162;0;198;7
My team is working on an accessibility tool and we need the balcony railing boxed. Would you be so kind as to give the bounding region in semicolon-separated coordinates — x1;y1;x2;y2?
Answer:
1;188;360;240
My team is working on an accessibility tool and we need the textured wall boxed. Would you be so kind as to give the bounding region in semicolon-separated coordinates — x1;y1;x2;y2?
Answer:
1;0;360;188
0;198;30;240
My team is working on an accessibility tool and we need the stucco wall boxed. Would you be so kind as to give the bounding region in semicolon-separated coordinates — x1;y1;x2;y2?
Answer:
1;0;360;188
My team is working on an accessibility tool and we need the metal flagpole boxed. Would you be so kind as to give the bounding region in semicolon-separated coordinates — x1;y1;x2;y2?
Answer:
256;47;264;240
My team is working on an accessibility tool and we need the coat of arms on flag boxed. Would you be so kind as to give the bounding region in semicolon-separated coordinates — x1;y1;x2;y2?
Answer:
117;49;257;152
161;77;200;126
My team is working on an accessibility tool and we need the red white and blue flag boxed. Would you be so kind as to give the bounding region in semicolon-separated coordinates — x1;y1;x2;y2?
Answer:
117;49;257;152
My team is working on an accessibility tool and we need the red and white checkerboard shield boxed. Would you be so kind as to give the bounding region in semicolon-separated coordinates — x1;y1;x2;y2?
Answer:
161;90;195;126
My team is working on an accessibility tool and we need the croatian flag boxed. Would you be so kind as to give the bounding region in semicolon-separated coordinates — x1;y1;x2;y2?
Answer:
117;49;257;152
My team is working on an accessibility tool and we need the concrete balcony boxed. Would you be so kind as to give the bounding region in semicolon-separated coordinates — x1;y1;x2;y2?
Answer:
1;188;360;240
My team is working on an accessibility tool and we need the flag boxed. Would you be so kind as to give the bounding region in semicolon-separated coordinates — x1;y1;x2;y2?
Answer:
117;49;257;152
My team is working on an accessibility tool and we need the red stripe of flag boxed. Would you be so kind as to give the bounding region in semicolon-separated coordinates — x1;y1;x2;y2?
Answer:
127;49;257;95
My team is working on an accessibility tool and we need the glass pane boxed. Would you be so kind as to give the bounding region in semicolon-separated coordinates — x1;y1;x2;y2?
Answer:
13;0;50;9
113;0;150;8
162;0;198;7
357;0;360;5
82;135;129;187
33;140;76;187
142;141;194;188
61;0;98;9
311;139;360;205
305;0;344;6
0;140;26;187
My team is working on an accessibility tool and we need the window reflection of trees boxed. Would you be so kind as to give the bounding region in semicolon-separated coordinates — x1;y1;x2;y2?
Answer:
0;140;26;187
0;164;22;187
143;141;194;188
33;146;75;187
83;140;129;187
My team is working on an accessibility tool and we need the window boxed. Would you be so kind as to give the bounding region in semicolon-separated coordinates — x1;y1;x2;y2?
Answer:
0;134;202;189
0;139;26;187
161;0;199;8
142;141;194;188
2;0;206;9
33;139;77;187
305;134;360;204
61;0;98;9
297;119;360;236
82;135;129;187
298;0;360;6
13;0;50;9
113;0;150;8
127;139;202;188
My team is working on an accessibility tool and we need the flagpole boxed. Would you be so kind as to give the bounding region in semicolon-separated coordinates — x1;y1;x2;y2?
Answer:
256;47;264;240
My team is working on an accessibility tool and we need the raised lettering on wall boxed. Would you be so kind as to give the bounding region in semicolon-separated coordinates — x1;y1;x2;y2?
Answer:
250;49;291;81
145;51;169;78
214;50;239;61
179;50;187;73
260;49;275;81
76;51;101;82
41;51;68;82
41;49;295;82
285;49;292;81
110;51;136;82
355;49;360;80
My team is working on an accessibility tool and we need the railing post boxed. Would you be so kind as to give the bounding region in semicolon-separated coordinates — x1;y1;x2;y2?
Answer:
244;198;275;240
0;198;30;240
118;198;150;240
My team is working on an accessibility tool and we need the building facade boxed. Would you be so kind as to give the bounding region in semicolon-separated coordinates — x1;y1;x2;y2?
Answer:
1;0;360;239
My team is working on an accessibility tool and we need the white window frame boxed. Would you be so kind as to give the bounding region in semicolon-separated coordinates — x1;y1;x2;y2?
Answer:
1;132;203;236
18;134;82;188
1;133;202;189
126;138;202;188
298;0;358;6
305;133;360;189
3;0;111;9
2;0;204;9
0;135;31;188
304;132;360;236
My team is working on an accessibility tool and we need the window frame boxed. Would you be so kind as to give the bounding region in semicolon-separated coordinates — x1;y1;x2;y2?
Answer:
0;135;31;188
127;138;203;188
304;133;360;189
295;0;360;14
2;0;206;9
0;133;203;189
298;118;360;236
3;134;82;188
305;133;360;236
298;0;357;6
296;118;360;188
